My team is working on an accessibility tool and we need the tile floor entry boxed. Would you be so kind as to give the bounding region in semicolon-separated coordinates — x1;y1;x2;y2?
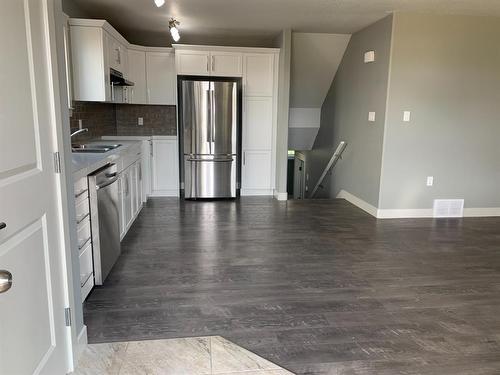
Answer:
73;335;295;374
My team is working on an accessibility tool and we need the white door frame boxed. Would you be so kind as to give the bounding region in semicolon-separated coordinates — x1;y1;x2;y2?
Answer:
50;0;88;370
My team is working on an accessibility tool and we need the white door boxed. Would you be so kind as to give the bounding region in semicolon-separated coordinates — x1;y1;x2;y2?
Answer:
127;49;147;104
146;52;176;105
0;0;70;374
210;52;242;77
241;151;272;193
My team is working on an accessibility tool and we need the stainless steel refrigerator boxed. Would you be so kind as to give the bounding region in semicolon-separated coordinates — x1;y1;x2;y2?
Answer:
179;78;241;199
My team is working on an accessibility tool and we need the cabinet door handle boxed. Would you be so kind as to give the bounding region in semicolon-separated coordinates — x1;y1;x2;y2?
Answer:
212;56;215;71
243;151;246;165
207;56;209;72
78;237;91;250
76;213;90;224
75;189;88;199
150;140;154;157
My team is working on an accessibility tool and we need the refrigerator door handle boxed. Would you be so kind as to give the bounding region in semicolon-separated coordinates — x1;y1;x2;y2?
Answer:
187;158;234;162
211;86;216;148
207;84;212;152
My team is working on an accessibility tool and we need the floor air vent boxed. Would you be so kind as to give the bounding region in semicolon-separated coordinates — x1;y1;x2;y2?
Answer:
433;199;464;218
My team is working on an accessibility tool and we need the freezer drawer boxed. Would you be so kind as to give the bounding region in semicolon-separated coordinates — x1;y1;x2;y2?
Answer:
184;155;237;198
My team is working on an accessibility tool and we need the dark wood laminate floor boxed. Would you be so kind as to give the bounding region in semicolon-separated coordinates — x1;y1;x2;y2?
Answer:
84;198;500;374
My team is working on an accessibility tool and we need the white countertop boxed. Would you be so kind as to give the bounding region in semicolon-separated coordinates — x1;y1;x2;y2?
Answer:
101;135;177;141
71;140;142;181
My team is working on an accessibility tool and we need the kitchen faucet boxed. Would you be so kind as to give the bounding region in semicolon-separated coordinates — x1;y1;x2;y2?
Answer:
71;128;89;138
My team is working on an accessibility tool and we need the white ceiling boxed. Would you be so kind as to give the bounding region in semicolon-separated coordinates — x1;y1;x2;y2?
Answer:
64;0;500;47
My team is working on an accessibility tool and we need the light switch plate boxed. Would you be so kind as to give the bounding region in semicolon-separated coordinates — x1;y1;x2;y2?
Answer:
138;117;144;126
364;51;375;63
427;176;434;186
368;112;376;122
403;111;411;122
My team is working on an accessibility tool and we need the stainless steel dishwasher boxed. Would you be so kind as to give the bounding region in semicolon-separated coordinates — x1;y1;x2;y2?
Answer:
88;163;121;285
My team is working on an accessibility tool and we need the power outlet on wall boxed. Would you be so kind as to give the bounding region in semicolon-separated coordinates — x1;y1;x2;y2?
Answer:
426;176;434;187
138;117;144;126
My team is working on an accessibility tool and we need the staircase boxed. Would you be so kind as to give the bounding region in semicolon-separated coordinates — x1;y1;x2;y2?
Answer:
310;141;347;198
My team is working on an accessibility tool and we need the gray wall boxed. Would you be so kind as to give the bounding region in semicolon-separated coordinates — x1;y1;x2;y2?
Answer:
379;13;500;209
307;15;393;205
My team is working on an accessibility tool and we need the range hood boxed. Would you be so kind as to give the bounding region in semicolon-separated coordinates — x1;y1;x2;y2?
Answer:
110;68;134;87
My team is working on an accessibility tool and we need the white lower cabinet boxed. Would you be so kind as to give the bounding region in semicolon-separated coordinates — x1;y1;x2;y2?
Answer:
151;139;179;196
241;150;272;194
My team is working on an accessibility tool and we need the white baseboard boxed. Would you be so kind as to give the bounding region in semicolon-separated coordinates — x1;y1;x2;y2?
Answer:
336;190;378;217
336;190;500;219
376;208;433;219
241;189;273;196
274;191;288;201
149;190;180;197
463;207;500;217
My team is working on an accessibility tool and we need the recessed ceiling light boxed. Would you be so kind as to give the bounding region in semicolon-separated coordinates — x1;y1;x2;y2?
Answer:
169;18;180;42
154;0;165;7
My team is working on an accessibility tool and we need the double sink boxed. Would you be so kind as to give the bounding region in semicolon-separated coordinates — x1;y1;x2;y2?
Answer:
72;143;122;153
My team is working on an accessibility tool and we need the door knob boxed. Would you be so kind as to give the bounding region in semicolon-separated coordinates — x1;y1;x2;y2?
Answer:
0;222;6;230
0;270;12;293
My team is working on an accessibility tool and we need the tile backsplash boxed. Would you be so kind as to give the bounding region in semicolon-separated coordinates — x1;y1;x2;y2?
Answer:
69;101;177;143
116;104;177;136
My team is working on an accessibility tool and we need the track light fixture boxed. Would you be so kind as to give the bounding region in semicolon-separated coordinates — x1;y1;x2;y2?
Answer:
169;18;180;42
154;0;165;7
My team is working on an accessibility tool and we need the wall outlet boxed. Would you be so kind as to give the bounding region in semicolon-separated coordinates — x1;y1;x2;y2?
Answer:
368;112;376;122
364;51;375;63
403;111;411;122
78;119;83;130
426;176;434;186
138;117;144;126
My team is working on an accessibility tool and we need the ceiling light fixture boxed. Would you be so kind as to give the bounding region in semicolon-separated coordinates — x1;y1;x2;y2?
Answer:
169;18;180;42
154;0;165;7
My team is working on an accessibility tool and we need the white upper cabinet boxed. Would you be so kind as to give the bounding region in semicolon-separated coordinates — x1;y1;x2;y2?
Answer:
146;51;176;105
244;54;275;96
210;52;243;76
70;24;109;102
69;19;176;105
175;50;210;76
107;33;127;73
126;49;147;104
175;48;242;77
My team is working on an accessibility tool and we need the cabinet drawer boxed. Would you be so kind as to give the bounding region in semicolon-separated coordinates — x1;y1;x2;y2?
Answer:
81;271;94;302
75;195;90;226
121;144;142;171
76;219;92;256
74;176;89;205
79;242;93;287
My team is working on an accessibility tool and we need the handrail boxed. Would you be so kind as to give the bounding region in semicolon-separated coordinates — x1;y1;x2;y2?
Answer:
310;141;347;198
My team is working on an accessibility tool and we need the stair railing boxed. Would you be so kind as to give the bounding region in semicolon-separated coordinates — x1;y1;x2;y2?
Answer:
310;141;347;198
